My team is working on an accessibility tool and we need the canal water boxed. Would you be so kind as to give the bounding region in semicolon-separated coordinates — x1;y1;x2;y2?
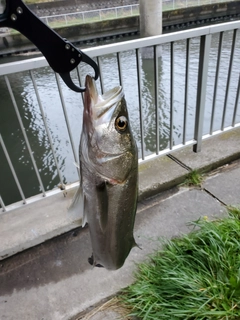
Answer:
0;30;240;206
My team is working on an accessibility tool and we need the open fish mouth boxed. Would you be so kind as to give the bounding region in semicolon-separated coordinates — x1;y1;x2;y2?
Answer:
84;75;123;120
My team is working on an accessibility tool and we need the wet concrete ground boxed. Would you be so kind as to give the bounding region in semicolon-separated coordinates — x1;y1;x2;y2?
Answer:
1;159;240;319
1;128;240;319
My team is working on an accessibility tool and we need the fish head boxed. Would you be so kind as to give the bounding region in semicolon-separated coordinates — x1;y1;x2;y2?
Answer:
82;75;137;183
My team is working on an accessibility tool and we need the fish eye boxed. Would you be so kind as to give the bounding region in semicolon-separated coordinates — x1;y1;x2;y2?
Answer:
115;116;128;132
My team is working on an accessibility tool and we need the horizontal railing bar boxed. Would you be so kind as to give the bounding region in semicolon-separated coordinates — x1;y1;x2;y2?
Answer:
0;57;47;76
1;21;240;76
138;122;240;165
89;21;240;56
202;123;240;140
138;139;196;163
2;182;80;213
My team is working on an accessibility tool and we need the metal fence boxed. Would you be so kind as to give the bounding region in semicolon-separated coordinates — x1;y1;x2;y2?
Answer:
40;1;237;28
164;0;237;10
40;4;139;28
0;20;240;212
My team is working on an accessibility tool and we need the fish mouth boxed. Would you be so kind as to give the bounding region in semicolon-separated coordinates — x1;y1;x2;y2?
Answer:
84;75;98;116
84;75;123;119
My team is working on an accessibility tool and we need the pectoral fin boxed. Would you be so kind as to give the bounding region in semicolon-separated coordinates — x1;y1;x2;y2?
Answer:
96;181;108;233
68;185;88;227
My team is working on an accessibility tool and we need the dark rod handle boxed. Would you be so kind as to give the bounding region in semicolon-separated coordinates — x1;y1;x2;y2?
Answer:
0;0;82;73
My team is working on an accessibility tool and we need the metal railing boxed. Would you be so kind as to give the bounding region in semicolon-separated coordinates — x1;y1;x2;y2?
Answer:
41;4;139;28
164;0;236;10
40;0;238;28
0;20;240;212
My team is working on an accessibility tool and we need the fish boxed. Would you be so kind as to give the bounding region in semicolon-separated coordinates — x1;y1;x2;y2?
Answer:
70;75;138;270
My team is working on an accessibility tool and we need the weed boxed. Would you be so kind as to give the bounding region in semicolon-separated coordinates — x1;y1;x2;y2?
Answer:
184;170;203;187
120;209;240;319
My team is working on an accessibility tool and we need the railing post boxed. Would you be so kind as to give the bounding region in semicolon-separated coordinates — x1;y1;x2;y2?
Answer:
210;32;223;135
154;45;160;154
170;41;174;150
0;195;6;212
193;34;211;153
221;29;237;130
183;38;190;145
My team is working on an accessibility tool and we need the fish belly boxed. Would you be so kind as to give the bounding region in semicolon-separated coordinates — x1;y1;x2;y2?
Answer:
84;168;138;270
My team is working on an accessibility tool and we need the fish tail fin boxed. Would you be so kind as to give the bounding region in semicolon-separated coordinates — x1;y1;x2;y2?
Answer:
68;186;88;227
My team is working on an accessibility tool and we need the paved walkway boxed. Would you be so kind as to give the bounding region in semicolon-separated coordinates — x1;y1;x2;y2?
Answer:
1;128;240;320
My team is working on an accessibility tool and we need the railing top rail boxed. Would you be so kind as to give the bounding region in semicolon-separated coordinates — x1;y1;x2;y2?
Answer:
40;4;139;19
0;20;240;77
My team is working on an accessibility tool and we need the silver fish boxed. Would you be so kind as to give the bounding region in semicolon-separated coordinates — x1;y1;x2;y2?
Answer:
70;75;138;270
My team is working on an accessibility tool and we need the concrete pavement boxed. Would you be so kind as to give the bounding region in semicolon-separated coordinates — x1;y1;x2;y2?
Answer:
0;128;240;320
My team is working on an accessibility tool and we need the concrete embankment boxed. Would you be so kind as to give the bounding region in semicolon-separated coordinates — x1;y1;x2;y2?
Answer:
28;0;139;16
0;1;240;55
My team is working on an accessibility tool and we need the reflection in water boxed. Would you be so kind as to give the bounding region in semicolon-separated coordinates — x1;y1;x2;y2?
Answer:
0;31;240;206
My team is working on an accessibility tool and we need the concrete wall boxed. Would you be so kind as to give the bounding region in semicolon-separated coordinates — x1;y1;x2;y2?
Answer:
29;0;139;15
163;1;240;27
1;1;240;55
0;17;138;55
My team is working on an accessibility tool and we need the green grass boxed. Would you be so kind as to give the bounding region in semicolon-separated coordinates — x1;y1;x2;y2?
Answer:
183;170;204;187
120;207;240;319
